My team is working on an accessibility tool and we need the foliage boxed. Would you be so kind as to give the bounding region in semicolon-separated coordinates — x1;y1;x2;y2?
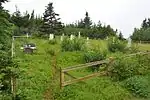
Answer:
48;39;57;45
0;3;19;99
83;50;107;63
64;22;117;39
118;32;124;40
107;37;126;52
61;37;86;52
0;0;8;9
45;48;56;56
123;76;150;98
131;18;150;41
40;2;63;35
54;77;131;100
83;49;107;71
125;44;139;53
83;11;92;28
109;55;150;81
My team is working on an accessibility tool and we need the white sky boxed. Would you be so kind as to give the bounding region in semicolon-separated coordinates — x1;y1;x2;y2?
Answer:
3;0;150;38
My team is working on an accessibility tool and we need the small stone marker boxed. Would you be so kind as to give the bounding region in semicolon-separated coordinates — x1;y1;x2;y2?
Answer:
106;36;109;40
60;33;65;41
49;34;54;40
87;37;89;41
86;37;89;45
26;33;29;39
127;37;132;47
78;32;81;38
70;34;74;40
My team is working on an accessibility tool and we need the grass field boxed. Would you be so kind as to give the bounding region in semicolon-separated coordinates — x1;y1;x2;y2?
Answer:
14;37;150;100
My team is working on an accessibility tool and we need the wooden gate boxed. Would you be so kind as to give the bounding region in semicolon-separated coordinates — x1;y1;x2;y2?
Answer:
59;57;114;89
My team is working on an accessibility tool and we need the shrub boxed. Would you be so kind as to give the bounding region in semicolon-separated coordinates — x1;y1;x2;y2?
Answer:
45;48;56;56
124;44;139;54
48;39;57;45
61;37;86;52
123;76;149;98
109;55;150;81
107;37;126;52
83;49;107;71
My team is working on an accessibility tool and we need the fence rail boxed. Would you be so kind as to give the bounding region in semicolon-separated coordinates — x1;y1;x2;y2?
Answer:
57;51;150;89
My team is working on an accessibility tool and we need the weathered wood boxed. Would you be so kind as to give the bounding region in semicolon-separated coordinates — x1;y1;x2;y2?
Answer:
63;71;106;86
62;60;109;72
64;72;77;79
60;51;150;88
60;68;65;89
124;51;150;58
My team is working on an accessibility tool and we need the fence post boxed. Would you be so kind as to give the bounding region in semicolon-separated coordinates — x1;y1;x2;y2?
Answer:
60;68;64;89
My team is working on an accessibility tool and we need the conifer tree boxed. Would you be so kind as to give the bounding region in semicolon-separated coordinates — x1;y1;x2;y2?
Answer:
40;2;63;35
83;11;92;28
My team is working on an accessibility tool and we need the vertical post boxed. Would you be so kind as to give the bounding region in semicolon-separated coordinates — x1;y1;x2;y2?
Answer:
11;36;16;100
60;68;64;89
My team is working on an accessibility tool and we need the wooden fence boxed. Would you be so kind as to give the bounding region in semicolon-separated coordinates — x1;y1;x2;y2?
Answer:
58;51;150;89
59;57;114;89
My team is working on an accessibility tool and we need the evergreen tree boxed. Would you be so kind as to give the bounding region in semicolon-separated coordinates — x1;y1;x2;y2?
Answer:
0;1;18;98
30;10;34;20
118;32;124;40
77;19;84;28
142;18;148;29
40;2;63;35
83;11;92;28
11;6;23;32
0;0;8;9
147;18;150;27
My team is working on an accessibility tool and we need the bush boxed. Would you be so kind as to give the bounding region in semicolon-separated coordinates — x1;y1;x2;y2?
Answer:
109;55;150;81
45;48;56;56
48;39;57;45
83;49;107;71
61;37;86;52
108;37;126;52
123;76;149;98
124;44;139;54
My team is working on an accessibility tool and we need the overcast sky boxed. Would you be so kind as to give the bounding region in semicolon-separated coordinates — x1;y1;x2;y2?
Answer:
3;0;150;38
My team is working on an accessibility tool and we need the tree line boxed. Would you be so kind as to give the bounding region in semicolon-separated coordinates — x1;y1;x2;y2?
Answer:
7;2;121;39
131;18;150;41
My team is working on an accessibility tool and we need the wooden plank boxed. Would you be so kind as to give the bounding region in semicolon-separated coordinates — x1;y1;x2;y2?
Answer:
62;60;109;72
64;72;77;79
124;51;150;58
60;68;65;89
63;71;106;86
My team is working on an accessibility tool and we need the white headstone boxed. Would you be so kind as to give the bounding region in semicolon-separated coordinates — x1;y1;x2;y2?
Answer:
62;33;64;37
106;36;109;40
27;33;29;39
86;37;89;45
87;37;89;41
113;37;115;43
127;37;132;47
70;34;74;40
49;34;54;40
60;36;63;41
78;32;81;38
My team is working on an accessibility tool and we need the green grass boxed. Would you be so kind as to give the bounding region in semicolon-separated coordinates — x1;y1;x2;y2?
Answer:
137;43;150;51
14;37;150;100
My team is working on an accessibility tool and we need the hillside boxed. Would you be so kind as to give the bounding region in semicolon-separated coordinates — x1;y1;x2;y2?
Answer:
12;37;150;100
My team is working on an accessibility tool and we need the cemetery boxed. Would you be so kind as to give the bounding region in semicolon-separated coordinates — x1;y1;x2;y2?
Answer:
11;32;150;100
1;1;150;100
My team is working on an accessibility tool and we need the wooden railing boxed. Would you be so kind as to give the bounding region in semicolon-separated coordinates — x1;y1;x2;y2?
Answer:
58;51;150;89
